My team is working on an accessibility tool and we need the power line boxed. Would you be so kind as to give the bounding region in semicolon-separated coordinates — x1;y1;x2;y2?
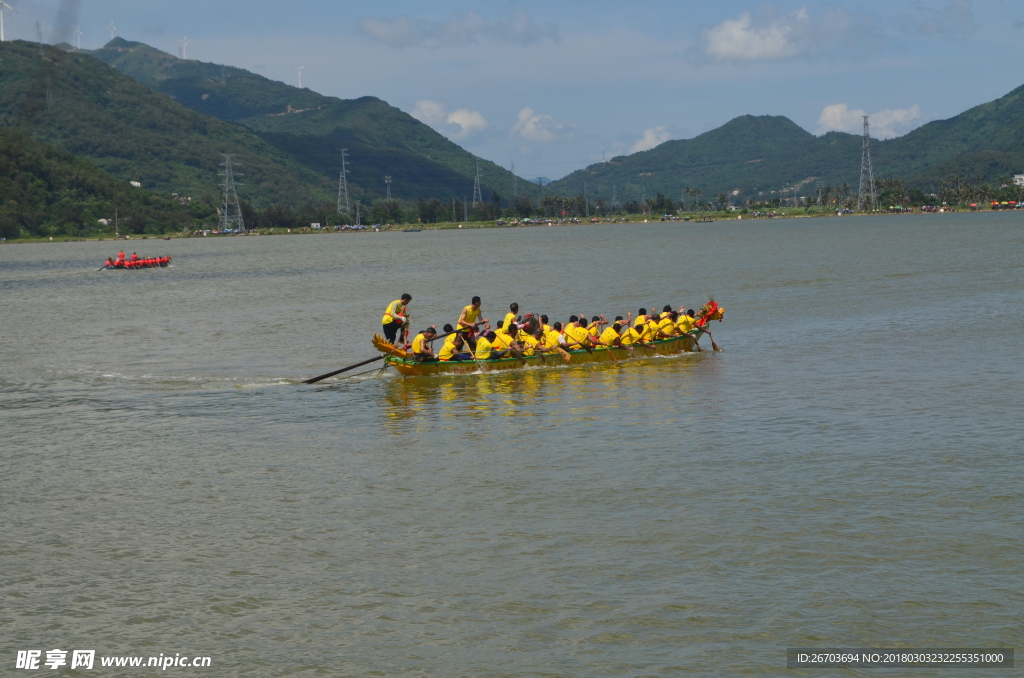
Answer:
385;175;392;201
219;154;245;232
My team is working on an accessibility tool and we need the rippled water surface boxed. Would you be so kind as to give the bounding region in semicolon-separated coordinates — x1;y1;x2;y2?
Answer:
2;216;1022;676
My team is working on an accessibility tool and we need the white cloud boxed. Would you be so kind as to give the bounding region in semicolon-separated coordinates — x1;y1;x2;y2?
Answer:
630;126;671;153
411;100;447;127
511;107;565;142
702;6;876;62
358;8;558;48
815;103;922;139
412;100;488;140
704;9;807;62
446;108;489;139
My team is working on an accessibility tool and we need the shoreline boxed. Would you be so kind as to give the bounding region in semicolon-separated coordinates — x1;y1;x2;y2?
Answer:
1;207;1017;244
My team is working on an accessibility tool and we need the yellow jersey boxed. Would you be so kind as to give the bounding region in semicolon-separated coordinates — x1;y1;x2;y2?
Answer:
381;300;408;325
503;312;517;331
622;326;645;346
544;329;562;348
599;326;620;347
411;333;430;354
520;334;539;356
438;335;458;361
677;315;696;333
475;336;494;360
459;304;482;329
646;318;660;341
564;325;585;347
658;318;676;338
492;330;513;351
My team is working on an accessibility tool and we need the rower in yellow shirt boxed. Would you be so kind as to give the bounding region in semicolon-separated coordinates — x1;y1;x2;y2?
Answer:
563;316;589;350
410;326;438;361
475;330;507;360
657;312;678;339
621;315;648;346
645;312;661;343
676;307;698;334
599;316;627;349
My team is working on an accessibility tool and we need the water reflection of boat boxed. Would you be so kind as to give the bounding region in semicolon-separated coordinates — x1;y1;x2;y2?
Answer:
374;333;703;377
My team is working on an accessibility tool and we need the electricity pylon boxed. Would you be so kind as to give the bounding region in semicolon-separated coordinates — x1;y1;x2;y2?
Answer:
219;154;245;232
337;149;350;216
857;116;876;212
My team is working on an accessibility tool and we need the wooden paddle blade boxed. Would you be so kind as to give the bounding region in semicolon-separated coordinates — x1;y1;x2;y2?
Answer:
556;348;572;363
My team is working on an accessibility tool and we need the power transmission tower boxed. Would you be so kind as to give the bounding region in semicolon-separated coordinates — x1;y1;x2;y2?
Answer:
511;162;517;197
355;200;361;226
612;184;617;208
472;159;483;207
385;175;392;201
464;197;468;222
584;181;589;217
337;149;350;217
857;115;876;212
219;154;245;232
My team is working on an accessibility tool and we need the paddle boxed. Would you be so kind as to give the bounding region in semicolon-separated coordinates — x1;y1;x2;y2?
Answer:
703;327;722;351
304;322;483;384
303;355;385;384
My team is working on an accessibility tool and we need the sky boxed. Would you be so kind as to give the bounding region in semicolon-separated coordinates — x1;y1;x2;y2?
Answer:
5;0;1024;181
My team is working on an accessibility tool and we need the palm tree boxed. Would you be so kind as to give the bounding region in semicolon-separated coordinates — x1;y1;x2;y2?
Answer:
718;193;728;211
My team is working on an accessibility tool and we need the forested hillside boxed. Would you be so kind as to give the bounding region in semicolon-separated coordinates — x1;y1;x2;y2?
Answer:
0;129;206;239
88;39;524;202
0;40;333;208
548;86;1024;201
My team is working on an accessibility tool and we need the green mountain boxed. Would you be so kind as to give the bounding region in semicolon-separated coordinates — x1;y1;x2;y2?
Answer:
0;40;333;209
548;86;1024;201
0;129;203;239
88;38;525;202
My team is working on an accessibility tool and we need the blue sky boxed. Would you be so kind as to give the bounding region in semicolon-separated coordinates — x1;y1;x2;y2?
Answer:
7;0;1024;180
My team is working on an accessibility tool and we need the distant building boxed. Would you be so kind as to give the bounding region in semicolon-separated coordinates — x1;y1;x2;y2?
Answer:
130;181;142;188
1014;174;1024;187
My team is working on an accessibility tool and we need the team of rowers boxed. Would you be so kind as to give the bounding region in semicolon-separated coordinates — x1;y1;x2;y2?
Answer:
104;251;172;269
381;294;709;362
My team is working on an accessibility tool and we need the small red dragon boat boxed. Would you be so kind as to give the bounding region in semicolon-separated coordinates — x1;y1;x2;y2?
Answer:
103;255;172;270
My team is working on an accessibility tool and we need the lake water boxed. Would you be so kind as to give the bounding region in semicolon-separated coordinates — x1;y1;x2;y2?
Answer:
2;215;1022;676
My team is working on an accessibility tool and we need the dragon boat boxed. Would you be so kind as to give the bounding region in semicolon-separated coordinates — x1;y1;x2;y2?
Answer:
372;301;725;378
103;256;172;270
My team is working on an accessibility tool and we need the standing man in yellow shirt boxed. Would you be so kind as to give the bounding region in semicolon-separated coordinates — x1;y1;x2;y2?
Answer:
381;293;412;344
456;296;488;351
503;303;520;332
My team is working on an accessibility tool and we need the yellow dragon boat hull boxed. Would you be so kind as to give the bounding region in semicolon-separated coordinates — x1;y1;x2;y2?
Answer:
378;333;703;377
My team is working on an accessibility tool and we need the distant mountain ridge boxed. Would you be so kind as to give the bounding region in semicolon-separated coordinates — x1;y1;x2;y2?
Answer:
0;40;333;208
87;38;525;202
548;86;1024;201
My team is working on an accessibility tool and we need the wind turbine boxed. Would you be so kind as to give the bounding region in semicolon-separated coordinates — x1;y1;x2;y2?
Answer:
107;20;116;42
0;1;17;43
177;35;188;59
293;65;305;89
74;25;83;50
